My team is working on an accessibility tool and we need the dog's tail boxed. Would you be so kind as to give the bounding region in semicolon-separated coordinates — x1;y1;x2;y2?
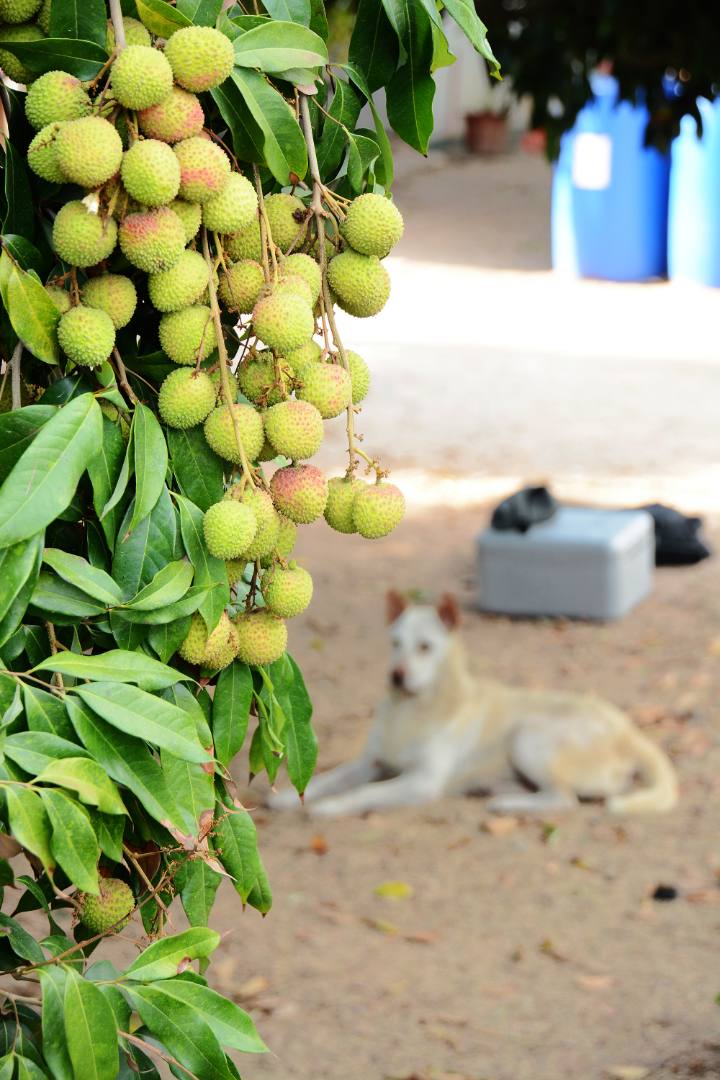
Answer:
607;733;678;814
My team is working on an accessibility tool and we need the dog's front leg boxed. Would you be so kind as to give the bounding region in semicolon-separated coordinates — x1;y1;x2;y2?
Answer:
267;757;381;809
309;769;444;817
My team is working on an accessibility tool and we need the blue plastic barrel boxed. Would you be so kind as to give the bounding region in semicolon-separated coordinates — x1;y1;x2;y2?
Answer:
551;74;670;281
668;98;720;286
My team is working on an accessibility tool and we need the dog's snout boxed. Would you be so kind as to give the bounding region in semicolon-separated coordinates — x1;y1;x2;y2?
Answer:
391;667;405;688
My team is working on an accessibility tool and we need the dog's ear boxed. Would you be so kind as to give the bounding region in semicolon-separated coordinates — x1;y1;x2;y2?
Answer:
386;589;407;624
437;593;460;630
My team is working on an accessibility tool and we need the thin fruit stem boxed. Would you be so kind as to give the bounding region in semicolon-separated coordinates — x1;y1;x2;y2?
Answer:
252;164;277;282
44;621;64;692
112;347;139;405
108;0;126;49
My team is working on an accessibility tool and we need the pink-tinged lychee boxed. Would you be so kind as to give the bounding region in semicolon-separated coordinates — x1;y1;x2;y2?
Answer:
174;135;230;203
269;464;328;524
119;207;185;272
138;86;204;144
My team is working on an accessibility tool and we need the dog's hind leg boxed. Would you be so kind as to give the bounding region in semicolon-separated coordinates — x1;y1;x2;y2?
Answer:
486;789;578;815
267;757;381;810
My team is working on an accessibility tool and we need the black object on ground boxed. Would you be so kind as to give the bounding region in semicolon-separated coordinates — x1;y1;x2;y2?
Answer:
652;884;678;902
490;486;558;533
639;503;712;566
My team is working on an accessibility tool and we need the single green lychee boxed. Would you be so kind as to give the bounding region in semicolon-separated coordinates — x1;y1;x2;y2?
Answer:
324;475;365;534
237;351;291;406
203;403;265;463
202;172;258;233
81;274;137;329
0;24;44;85
77;877;134;934
0;0;40;25
345;349;371;403
224;221;262;262
44;284;71;314
296;361;352;419
36;0;50;33
25;70;91;130
203;500;257;559
159;304;216;365
168;198;202;243
106;15;150;52
341;193;404;258
174;135;231;203
121;138;181;207
27;122;66;183
252;290;314;354
55;116;123;188
111;44;173;110
204;611;239;670
58;305;115;368
53;201;118;267
158;367;216;429
264;192;306;252
226;558;246;586
218;260;264;314
353;481;405;539
234;610;287;666
282;253;321;303
270;463;328;524
227;486;280;562
264;399;323;460
148;249;209;312
327;250;390;318
268;273;313;306
164;26;234;93
138;86;204;144
261;561;313;618
178;611;208;664
119;206;185;272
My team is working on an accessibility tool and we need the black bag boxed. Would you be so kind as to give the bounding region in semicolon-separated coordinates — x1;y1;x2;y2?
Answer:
491;485;558;534
639;503;712;566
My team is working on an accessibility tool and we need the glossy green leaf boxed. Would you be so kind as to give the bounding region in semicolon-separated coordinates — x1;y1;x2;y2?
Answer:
1;235;45;278
4;786;53;871
163;682;212;747
176;0;222;26
124;927;220;981
22;684;74;740
112;487;177;598
40;789;99;893
0;532;43;649
316;77;363;177
124;983;234;1078
212;661;252;767
167;426;224;512
14;1055;48;1079
38;967;73;1080
261;0;309;24
72;682;210;764
229;68;308;183
125;560;194;611
266;653;316;794
30;573;107;618
383;0;435;153
0;911;45;964
135;0;191;36
161;750;214;837
49;0;107;46
35;649;191;692
0;36;108;78
112;584;208;625
4;731;89;776
129;404;167;533
176;494;229;634
36;758;126;815
343;62;394;186
233;20;327;71
147;616;191;664
0;405;56;485
441;0;499;75
348;0;398;92
347;130;381;191
91;811;124;862
143;979;267;1053
87;416;128;548
63;967;119;1080
211;77;267;166
176;858;221;929
3;144;34;241
0;393;102;547
42;549;125;606
4;259;59;365
99;429;133;525
212;801;267;905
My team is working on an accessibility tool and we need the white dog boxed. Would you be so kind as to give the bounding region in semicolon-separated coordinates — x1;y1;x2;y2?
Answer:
269;592;678;817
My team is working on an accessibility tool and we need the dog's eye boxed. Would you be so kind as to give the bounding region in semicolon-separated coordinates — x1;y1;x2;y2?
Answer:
418;641;433;652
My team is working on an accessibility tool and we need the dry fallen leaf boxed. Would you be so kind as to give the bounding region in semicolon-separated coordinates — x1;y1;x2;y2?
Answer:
482;816;519;837
539;939;568;963
361;916;399;934
575;974;616;992
605;1067;649;1080
374;880;414;900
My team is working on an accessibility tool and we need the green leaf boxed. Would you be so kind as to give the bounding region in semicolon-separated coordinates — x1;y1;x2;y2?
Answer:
212;661;252;767
161;750;214;836
176;0;222;26
124;927;220;981
0;394;102;547
348;0;398;92
40;789;99;893
0;912;45;964
233;20;327;72
441;0;499;75
112;584;208;625
42;549;125;606
35;649;192;692
175;494;228;634
163;682;212;746
316;77;363;178
0;532;43;649
3;144;34;241
14;1055;49;1079
22;684;74;740
1;235;45;278
0;405;57;485
99;428;133;525
129;404;167;533
49;0;107;47
261;0;310;25
167;426;224;513
212;801;268;905
147;616;191;664
87;416;128;548
66;698;191;836
383;0;435;153
39;967;73;1080
72;682;210;764
36;758;126;815
63;967;119;1080
4;731;89;775
0;36;106;78
30;572;107;618
347;130;381;191
343;62;395;186
91;811;124;862
7;784;56;871
266;653;316;794
142;979;267;1053
3;255;59;365
125;560;194;611
124;983;234;1079
135;0;191;37
211;77;267;166
0;1056;11;1080
176;859;221;928
229;69;308;183
112;487;177;598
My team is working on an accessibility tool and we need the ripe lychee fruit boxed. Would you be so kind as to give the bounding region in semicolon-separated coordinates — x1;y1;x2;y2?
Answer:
158;367;216;429
234;610;287;666
0;0;40;24
148;249;209;312
168;198;202;243
341;193;404;258
111;44;173;110
224;221;262;262
55;116;123;189
227;487;280;561
0;24;44;85
53;201;118;267
121;139;181;207
218;260;264;314
237;351;291;406
261;561;313;618
264;193;306;252
164;26;234;93
81;274;137;329
174;135;230;203
327;250;390;318
77;878;134;935
204;403;265;463
282;253;321;304
27;122;66;183
270;273;313;306
264;399;323;460
260;514;296;566
25;70;91;130
270;464;328;524
296;362;352;419
45;285;71;314
36;0;50;31
252;291;314;354
324;475;365;534
286;338;321;379
106;15;150;51
58;306;115;368
203;611;239;670
202;173;258;234
203;500;257;559
138;86;205;145
119;206;185;273
159;304;216;365
353;482;405;538
345;350;371;403
178;611;208;664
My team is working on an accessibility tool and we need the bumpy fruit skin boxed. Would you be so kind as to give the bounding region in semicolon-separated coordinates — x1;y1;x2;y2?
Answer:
45;285;71;314
353;482;405;538
0;0;39;22
204;612;239;670
261;562;313;618
283;253;321;304
297;362;352;419
204;403;265;463
345;350;371;403
158;368;216;429
265;193;306;252
111;45;173;110
106;16;151;52
253;291;314;354
203;500;257;559
119;207;185;272
227;486;280;561
25;71;91;130
179;611;208;664
341;193;404;258
36;0;50;31
286;338;321;379
27;122;66;183
234;610;288;666
174;135;230;203
159;304;216;365
139;87;204;144
238;351;291;406
226;558;245;586
77;878;134;935
168;198;202;243
202;173;258;233
324;475;365;534
327;250;390;318
270;464;328;524
53;201;118;267
164;26;234;93
148;249;209;312
55;116;123;188
261;514;296;566
121;139;181;207
58;306;115;368
81;274;137;329
218;260;264;314
271;273;313;305
264;399;323;461
224;221;262;262
0;24;44;84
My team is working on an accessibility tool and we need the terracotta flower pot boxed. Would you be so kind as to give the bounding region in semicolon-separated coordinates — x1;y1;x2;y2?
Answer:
465;111;508;155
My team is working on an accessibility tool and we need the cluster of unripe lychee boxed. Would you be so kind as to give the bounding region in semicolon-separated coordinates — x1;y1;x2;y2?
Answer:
17;15;405;671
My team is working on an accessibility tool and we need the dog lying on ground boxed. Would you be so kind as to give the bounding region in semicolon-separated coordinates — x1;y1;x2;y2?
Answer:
269;592;678;817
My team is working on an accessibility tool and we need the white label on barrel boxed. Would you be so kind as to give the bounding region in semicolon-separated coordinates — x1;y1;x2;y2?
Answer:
572;133;612;190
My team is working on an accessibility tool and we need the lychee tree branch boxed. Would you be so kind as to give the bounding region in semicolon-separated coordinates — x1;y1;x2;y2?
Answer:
252;164;276;283
10;341;22;410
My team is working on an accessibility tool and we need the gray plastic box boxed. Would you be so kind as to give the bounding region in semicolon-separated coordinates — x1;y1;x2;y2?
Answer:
476;507;654;620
